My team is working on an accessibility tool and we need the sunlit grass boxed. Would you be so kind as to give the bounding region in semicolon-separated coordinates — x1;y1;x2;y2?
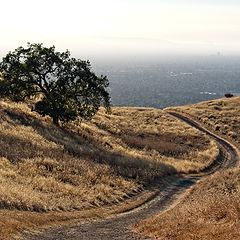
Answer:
135;167;240;240
170;96;240;145
0;100;220;239
0;100;218;212
134;97;240;240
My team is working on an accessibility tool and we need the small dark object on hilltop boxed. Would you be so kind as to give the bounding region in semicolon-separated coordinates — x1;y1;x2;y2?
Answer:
224;93;234;98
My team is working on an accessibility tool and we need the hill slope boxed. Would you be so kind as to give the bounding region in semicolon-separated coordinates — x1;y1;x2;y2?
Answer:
135;97;240;240
0;100;218;239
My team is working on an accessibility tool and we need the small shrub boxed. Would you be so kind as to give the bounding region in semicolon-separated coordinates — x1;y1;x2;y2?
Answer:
225;93;234;98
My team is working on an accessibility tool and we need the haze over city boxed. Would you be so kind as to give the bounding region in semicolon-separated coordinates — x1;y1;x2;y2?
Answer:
1;0;240;59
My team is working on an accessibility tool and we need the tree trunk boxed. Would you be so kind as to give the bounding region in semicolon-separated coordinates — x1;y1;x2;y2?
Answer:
52;115;59;126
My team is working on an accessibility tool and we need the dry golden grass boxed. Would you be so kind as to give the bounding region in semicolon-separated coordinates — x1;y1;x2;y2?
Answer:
0;101;138;212
0;189;156;240
82;107;219;173
135;167;240;240
170;96;240;145
134;97;240;240
0;100;218;239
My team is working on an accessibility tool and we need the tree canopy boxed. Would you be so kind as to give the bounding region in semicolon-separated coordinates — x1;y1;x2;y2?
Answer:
0;43;110;125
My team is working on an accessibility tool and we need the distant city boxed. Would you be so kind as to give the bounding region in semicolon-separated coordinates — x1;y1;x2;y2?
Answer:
93;55;240;108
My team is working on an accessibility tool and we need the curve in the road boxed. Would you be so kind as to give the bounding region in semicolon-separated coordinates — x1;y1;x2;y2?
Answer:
25;113;239;240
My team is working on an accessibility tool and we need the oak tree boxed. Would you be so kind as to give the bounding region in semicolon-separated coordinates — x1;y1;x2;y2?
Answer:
0;43;110;125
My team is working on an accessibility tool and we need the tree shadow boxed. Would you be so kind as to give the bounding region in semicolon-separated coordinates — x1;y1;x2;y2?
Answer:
2;108;178;184
0;133;64;163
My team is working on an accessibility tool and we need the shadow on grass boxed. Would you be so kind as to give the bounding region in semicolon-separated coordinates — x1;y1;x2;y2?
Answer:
1;108;178;184
93;120;209;159
0;133;64;163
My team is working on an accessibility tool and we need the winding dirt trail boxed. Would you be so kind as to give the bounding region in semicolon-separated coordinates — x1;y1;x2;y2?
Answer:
25;113;239;240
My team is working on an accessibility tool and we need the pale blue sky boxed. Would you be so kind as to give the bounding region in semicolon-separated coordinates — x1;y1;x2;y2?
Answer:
0;0;240;58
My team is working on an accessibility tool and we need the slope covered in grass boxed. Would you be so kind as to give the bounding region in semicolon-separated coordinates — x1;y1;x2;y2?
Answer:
171;96;240;145
135;97;240;240
135;167;240;240
0;100;218;239
87;107;219;173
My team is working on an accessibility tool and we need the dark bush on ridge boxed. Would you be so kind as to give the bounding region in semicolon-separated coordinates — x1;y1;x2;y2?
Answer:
224;93;234;98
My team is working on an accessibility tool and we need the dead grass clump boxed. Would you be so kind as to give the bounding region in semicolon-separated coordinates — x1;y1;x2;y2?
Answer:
0;101;219;212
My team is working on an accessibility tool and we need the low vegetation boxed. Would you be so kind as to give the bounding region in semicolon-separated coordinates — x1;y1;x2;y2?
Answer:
135;167;240;240
170;96;240;145
0;100;218;239
87;107;219;173
134;97;240;240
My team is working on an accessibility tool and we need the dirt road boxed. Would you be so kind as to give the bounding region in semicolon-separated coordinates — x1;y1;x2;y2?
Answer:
25;113;239;240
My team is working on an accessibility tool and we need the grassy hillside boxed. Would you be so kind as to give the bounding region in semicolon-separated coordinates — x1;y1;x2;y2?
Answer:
0;100;217;239
135;97;240;240
170;96;240;145
135;167;240;240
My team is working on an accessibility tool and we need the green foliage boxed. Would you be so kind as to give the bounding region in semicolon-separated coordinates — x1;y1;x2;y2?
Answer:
0;43;110;125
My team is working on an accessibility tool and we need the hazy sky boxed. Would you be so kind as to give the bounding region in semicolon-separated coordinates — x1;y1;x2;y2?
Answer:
1;0;240;59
